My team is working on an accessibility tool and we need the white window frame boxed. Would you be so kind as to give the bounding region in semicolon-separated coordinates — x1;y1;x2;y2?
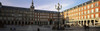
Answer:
88;10;90;14
91;9;94;13
82;16;83;19
95;14;99;18
95;8;99;12
84;16;86;19
81;12;83;15
79;8;80;11
91;14;94;18
91;4;93;8
84;6;86;10
88;5;90;9
84;11;86;14
82;7;83;10
79;12;80;15
88;15;90;19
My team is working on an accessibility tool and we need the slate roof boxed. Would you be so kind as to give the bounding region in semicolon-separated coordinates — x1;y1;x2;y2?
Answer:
1;5;59;13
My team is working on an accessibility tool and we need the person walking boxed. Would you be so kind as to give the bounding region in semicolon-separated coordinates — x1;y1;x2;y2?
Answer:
37;28;40;31
84;25;89;31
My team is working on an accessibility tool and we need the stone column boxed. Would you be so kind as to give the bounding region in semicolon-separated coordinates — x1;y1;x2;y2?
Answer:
78;21;79;25
10;21;12;25
83;20;84;25
6;21;8;25
53;21;54;25
30;22;31;25
48;21;49;25
21;21;22;25
79;21;82;27
38;21;40;25
17;21;19;25
80;21;82;25
86;20;88;26
23;21;25;25
27;21;28;25
94;20;95;26
14;21;15;25
89;20;92;26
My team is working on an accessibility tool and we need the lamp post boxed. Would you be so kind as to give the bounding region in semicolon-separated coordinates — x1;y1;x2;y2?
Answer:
55;3;62;12
55;3;62;30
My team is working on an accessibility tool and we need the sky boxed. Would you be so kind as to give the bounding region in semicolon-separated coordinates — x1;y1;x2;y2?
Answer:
0;0;90;12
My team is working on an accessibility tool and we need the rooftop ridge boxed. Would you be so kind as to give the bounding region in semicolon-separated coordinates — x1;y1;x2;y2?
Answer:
63;0;99;12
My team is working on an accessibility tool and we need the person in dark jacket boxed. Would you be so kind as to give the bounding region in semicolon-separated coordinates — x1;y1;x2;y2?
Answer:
84;25;89;31
37;28;40;31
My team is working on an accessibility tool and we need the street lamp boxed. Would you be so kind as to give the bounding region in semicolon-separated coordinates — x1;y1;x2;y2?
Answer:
55;3;62;30
55;3;62;12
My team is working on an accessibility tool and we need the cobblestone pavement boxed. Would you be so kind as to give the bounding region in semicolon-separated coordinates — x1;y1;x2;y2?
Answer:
0;25;100;31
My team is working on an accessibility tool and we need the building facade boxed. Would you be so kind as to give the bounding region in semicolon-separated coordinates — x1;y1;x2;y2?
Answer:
0;1;63;25
63;0;100;27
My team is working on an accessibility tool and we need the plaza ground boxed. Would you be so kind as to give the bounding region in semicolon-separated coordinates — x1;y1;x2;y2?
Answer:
0;25;100;31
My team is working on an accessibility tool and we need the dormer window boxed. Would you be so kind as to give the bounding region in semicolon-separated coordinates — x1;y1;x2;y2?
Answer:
92;0;94;2
95;2;98;7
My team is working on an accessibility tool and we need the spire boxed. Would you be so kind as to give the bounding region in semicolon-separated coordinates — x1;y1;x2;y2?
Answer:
30;0;34;9
32;0;33;6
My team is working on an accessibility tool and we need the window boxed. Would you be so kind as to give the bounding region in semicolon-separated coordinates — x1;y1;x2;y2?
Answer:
84;16;86;19
88;5;90;9
91;9;94;13
95;8;99;12
88;10;90;14
95;14;99;18
79;12;80;15
35;19;37;21
76;9;78;12
84;6;86;10
79;8;80;11
95;2;98;7
65;16;67;18
88;15;90;19
38;19;39;20
84;11;86;14
91;4;93;8
81;7;83;10
82;16;83;19
81;12;83;14
91;14;94;18
38;16;39;17
77;13;78;15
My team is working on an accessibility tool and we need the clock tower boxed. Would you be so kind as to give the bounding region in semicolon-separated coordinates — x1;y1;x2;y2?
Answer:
30;0;34;11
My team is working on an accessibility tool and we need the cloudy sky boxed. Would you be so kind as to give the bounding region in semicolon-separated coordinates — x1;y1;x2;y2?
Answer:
0;0;90;12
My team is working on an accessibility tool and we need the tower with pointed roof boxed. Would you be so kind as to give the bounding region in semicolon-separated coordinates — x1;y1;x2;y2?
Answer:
30;0;34;11
30;0;34;21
